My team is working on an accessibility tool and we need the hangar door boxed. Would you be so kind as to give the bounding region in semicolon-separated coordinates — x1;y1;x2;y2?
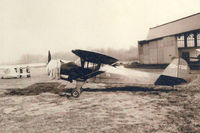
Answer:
149;48;157;64
164;46;177;63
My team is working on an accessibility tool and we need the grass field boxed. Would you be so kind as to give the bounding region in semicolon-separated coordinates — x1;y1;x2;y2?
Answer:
0;67;199;132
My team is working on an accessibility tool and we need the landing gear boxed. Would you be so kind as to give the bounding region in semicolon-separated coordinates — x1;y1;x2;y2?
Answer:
71;80;85;98
71;89;80;98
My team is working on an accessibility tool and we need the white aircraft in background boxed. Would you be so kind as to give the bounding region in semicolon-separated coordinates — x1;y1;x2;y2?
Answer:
0;63;46;79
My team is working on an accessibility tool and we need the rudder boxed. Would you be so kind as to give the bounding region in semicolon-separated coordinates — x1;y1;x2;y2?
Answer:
154;58;190;86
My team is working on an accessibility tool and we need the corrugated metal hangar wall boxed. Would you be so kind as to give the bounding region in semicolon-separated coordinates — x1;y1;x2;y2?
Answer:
138;36;178;64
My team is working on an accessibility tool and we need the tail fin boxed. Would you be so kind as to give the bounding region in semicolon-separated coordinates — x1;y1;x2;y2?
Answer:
48;50;51;63
154;58;190;86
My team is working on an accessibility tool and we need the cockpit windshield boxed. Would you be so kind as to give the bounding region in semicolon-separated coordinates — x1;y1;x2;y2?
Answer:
74;58;81;67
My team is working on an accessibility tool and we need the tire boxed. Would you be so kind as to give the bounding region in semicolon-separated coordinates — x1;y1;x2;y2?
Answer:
71;89;80;98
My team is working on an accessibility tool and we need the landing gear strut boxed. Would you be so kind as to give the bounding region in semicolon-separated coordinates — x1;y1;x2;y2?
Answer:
71;80;85;98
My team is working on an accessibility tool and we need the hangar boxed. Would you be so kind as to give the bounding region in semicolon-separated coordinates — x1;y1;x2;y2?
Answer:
138;13;200;65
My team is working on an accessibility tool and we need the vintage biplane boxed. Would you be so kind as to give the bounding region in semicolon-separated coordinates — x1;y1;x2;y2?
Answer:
47;49;190;98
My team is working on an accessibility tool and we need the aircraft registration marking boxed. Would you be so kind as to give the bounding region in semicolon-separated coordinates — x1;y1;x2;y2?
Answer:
169;64;187;70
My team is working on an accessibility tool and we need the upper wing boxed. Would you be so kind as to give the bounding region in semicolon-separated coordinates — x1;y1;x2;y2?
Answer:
72;49;118;65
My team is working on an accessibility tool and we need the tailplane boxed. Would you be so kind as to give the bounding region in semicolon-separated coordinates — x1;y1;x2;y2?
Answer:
154;58;190;86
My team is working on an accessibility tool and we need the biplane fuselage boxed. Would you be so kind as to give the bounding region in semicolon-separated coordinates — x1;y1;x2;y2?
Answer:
60;62;158;86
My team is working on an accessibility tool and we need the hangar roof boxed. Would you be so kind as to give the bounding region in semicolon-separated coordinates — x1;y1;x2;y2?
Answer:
146;12;200;41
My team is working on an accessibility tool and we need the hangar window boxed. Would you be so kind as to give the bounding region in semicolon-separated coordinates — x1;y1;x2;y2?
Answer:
177;35;184;48
197;32;200;47
187;33;195;47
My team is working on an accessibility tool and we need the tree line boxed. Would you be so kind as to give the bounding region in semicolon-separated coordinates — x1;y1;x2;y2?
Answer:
13;46;138;64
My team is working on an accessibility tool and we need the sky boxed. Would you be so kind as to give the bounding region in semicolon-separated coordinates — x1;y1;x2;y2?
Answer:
0;0;200;64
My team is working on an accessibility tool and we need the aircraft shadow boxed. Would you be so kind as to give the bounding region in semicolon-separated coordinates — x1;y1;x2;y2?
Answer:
83;86;177;93
4;82;177;97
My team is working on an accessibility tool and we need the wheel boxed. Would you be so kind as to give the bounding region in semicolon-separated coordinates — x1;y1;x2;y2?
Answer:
71;89;80;98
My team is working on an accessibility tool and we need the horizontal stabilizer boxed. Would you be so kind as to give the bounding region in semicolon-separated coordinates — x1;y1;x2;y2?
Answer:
154;75;186;86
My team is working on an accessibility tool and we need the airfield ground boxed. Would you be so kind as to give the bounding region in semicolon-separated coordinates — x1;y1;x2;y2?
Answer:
0;67;200;132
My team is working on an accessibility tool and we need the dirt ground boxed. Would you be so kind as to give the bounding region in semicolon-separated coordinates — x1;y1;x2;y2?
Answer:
0;67;200;133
